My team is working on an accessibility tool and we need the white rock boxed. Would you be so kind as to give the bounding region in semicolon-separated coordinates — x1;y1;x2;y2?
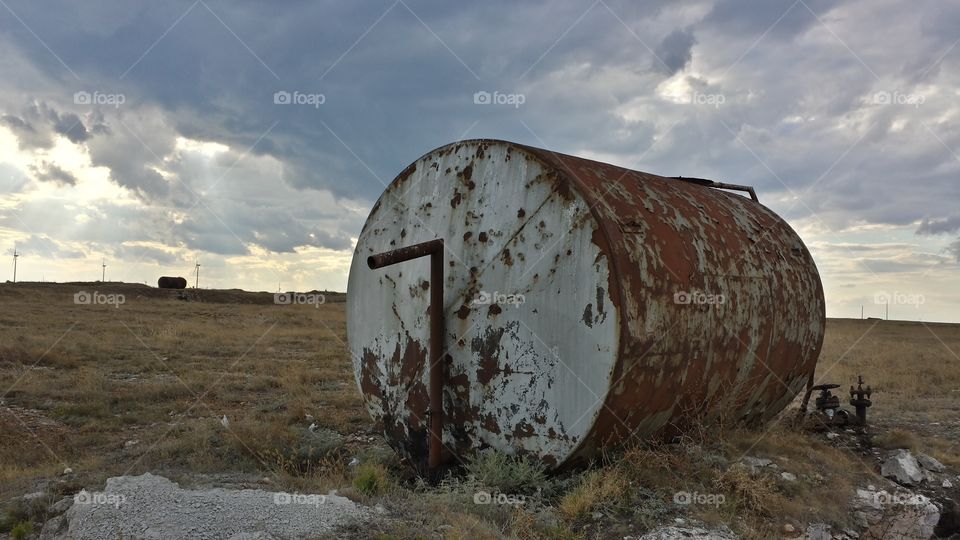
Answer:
63;467;73;475
220;415;229;428
780;472;797;482
881;450;924;485
826;432;840;440
943;479;953;488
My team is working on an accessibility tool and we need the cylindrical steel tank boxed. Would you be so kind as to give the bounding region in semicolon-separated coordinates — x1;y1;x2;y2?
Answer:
347;139;825;470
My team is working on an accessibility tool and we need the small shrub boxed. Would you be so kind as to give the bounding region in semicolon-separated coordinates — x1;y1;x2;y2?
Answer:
557;469;629;520
464;452;547;495
712;464;783;516
11;520;33;540
292;427;345;463
874;429;918;451
354;463;390;496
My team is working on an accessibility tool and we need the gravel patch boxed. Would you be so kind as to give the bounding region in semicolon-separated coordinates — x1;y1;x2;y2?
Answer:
41;473;373;539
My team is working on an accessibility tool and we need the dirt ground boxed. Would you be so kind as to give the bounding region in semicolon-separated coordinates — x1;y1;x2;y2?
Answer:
1;282;958;538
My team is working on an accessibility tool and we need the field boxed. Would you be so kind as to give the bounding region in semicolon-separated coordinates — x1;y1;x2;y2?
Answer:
1;282;959;538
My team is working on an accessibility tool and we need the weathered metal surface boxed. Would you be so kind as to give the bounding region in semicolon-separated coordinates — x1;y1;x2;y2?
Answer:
347;139;825;470
366;239;446;473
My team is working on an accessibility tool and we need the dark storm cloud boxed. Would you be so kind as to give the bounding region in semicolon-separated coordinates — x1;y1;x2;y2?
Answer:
0;101;91;150
655;28;696;75
917;216;960;235
1;0;960;264
29;161;78;185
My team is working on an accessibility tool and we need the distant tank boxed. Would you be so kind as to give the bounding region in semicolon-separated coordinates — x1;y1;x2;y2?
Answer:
347;139;825;471
157;276;187;289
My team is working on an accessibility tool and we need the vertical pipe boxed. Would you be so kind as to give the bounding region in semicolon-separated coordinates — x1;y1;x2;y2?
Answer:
367;239;445;475
428;247;444;471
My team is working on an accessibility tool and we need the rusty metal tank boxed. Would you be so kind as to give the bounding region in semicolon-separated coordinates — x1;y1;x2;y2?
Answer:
347;139;825;470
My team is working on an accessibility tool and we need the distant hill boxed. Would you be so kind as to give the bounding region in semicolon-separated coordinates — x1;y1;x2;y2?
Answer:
0;281;346;304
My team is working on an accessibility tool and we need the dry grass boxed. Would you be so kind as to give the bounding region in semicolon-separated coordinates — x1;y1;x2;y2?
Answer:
2;283;959;538
557;469;630;520
0;281;363;503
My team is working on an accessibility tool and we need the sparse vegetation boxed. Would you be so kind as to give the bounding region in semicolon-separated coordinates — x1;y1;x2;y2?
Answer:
463;451;549;495
10;520;33;540
2;284;958;538
353;463;390;497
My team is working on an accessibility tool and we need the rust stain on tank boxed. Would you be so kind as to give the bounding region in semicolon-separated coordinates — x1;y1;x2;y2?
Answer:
348;139;825;472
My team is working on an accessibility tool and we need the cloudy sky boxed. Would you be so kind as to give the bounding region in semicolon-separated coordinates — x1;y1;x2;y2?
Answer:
1;0;958;321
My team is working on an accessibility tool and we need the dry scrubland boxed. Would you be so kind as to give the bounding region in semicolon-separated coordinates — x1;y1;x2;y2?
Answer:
1;282;959;539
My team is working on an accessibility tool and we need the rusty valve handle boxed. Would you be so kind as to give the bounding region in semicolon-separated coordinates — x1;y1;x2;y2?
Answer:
367;239;445;476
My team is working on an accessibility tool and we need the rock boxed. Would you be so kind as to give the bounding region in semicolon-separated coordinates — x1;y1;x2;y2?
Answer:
591;511;603;520
22;490;45;501
780;472;797;482
805;523;832;540
740;456;777;475
826;432;840;440
882;450;924;485
916;453;946;473
851;486;940;539
639;523;737;539
782;523;795;533
47;496;73;515
124;439;139;448
943;479;953;488
63;467;73;475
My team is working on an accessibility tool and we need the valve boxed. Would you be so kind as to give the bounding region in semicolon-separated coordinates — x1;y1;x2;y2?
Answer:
812;383;841;419
849;375;872;425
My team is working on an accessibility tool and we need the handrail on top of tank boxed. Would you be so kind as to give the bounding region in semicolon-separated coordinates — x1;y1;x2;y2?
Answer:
670;176;759;202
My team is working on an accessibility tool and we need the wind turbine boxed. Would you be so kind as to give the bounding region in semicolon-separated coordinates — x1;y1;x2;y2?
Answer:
101;257;107;282
12;245;19;283
194;259;201;289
